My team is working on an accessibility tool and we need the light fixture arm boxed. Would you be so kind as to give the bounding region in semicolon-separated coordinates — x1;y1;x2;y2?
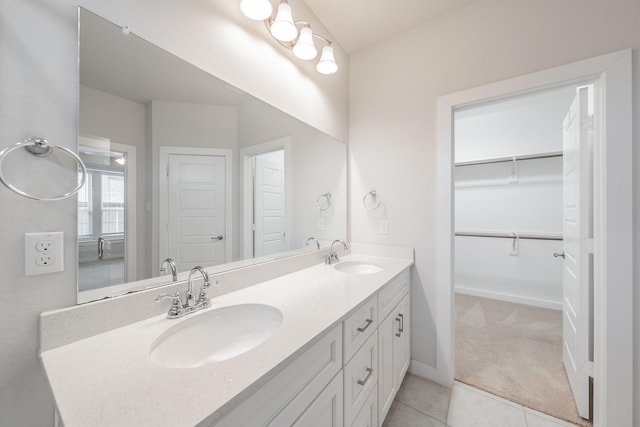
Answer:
264;19;332;49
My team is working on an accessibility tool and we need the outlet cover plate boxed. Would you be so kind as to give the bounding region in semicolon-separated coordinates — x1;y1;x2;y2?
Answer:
25;232;64;276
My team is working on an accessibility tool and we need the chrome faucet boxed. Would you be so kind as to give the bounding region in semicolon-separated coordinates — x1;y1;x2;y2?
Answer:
160;258;178;281
305;237;320;250
155;266;217;319
325;239;348;265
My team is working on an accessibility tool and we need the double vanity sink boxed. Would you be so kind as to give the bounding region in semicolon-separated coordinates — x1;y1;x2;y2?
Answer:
40;253;412;427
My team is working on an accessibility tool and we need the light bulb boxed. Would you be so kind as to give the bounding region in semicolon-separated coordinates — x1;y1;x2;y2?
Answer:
292;26;317;60
316;45;338;75
270;1;297;42
240;0;273;21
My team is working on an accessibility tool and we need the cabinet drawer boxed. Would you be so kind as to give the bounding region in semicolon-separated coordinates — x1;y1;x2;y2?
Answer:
344;332;377;426
343;296;377;363
378;269;409;323
213;325;343;427
289;372;344;427
350;385;377;427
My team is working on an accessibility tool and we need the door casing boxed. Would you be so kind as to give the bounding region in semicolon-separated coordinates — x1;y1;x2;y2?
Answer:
431;49;633;426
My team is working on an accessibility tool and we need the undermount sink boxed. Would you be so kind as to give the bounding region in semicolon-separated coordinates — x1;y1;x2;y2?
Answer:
334;261;384;275
149;304;283;368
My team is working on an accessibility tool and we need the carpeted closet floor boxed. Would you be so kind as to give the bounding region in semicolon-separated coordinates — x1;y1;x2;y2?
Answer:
455;294;592;427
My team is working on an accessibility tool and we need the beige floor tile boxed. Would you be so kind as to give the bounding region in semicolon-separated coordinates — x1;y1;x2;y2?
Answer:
383;401;445;427
524;407;581;427
447;382;527;427
395;374;451;422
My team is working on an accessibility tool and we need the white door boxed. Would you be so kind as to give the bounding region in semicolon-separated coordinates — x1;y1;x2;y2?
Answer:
167;154;226;271
253;151;288;257
561;86;593;419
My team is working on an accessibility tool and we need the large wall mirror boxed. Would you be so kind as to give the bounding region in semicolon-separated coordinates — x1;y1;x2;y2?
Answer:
77;8;347;303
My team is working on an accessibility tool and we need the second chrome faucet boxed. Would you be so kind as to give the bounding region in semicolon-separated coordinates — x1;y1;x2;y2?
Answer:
325;239;348;265
156;265;217;319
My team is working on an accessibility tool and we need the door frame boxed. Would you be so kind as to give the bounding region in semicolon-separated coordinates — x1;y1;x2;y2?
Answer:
158;146;233;269
240;137;293;259
435;49;632;426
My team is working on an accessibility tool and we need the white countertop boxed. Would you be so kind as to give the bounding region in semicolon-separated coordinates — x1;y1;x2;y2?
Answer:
41;254;413;427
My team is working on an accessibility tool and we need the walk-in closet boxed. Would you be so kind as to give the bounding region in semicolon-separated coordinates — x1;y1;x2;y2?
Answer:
453;85;593;426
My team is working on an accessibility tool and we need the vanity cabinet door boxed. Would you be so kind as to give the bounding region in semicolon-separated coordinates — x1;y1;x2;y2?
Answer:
378;292;411;426
350;385;377;427
377;312;396;423
292;372;344;427
393;294;410;386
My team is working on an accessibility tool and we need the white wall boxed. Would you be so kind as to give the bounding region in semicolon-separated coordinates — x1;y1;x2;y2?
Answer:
0;1;348;425
455;158;564;308
455;86;577;162
349;0;638;420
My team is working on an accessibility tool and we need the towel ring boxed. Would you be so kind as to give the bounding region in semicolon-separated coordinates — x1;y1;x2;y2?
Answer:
316;192;332;211
362;189;381;211
0;137;88;201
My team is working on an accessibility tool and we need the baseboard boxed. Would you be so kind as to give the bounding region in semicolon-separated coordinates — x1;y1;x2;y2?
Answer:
455;286;561;310
408;360;451;388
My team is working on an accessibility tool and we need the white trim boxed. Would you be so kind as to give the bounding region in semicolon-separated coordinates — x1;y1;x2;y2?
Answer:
455;287;562;311
436;49;633;426
408;360;449;386
240;137;293;260
158;146;233;267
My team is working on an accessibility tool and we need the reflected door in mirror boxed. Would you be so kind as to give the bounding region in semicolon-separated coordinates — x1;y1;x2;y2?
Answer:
165;153;227;271
253;150;288;257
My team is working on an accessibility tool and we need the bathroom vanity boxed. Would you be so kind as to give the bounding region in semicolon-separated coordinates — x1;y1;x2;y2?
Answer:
40;247;413;427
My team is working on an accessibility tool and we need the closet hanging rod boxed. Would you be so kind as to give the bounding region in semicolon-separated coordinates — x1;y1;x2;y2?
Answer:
455;151;563;167
455;231;563;241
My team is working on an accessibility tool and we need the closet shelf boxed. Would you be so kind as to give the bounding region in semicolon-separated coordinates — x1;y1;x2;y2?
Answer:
455;231;563;241
455;151;562;167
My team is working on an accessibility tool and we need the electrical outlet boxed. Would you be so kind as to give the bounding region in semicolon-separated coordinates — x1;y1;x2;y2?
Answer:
318;219;326;231
25;232;64;276
35;254;56;266
35;240;53;252
379;220;389;234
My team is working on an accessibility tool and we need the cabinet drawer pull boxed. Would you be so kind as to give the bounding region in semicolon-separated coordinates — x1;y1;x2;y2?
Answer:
356;318;373;333
356;367;373;386
396;317;402;337
398;313;404;333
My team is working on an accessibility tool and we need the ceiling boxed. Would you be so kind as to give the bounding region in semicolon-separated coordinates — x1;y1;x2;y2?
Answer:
303;0;477;53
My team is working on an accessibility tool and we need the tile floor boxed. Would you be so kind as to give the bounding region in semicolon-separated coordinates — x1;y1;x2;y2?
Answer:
382;374;581;427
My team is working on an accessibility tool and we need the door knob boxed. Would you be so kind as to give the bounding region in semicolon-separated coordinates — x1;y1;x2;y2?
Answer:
211;235;224;241
553;252;565;259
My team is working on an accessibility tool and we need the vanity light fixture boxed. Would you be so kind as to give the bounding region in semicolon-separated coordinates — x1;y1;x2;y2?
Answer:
239;0;339;75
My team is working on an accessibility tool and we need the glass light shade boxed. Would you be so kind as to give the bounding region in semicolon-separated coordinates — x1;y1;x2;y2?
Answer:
240;0;273;21
316;45;338;75
270;2;298;42
292;26;317;60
